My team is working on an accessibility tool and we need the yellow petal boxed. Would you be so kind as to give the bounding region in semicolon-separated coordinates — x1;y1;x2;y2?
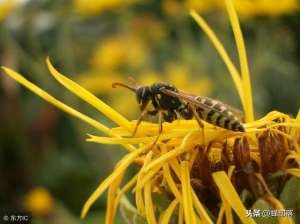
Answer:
159;199;179;224
87;132;188;145
134;166;161;192
135;151;154;215
144;180;157;224
225;0;254;122
81;146;145;218
46;57;131;131
180;161;197;224
285;168;300;178
114;173;139;213
190;10;245;110
212;171;255;224
162;161;182;201
105;171;125;224
191;190;213;224
144;131;199;172
1;66;110;134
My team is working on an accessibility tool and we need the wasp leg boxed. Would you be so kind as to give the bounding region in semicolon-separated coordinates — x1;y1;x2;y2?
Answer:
189;105;205;146
132;109;148;137
132;100;157;136
147;111;163;152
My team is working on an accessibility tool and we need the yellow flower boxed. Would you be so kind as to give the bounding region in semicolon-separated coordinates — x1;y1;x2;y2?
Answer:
2;0;300;224
91;34;149;70
0;0;16;22
164;0;300;17
24;187;54;216
73;0;137;17
184;0;222;13
91;37;126;70
233;0;300;17
76;71;125;94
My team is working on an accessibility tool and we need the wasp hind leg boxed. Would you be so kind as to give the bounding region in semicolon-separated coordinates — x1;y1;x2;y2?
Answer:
189;105;205;146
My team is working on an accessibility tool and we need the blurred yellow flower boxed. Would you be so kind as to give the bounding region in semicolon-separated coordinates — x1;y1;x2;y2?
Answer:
184;0;222;13
76;71;125;94
24;187;54;216
233;0;300;17
164;0;300;17
91;37;126;70
91;34;149;70
131;15;166;44
73;0;137;16
0;0;16;22
2;0;300;224
164;64;213;95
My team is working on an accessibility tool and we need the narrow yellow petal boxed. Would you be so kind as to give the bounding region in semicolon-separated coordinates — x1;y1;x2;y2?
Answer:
87;132;188;145
216;205;225;224
144;180;157;224
217;166;235;224
178;202;183;224
135;151;153;215
290;109;300;140
159;199;179;224
105;171;125;224
81;147;145;218
212;171;255;224
46;57;131;130
180;161;196;224
1;67;110;134
135;184;145;215
225;0;254;122
114;173;139;213
163;163;182;201
190;10;245;110
285;168;300;178
144;148;184;173
144;131;199;172
222;193;234;224
134;166;161;192
191;190;213;224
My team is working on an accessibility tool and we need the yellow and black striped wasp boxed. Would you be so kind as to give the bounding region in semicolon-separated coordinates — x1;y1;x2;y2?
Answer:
112;80;245;143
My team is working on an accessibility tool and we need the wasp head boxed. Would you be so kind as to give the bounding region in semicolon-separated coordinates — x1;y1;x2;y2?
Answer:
112;80;152;111
136;86;152;110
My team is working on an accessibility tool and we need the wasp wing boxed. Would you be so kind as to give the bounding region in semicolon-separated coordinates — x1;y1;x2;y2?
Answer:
161;88;244;118
161;89;223;114
177;89;243;118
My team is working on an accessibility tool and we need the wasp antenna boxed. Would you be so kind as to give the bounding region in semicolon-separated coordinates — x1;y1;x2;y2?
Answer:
112;82;136;92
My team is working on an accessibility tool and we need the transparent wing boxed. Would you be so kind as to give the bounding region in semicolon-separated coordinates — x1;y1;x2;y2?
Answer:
180;90;243;117
161;89;244;118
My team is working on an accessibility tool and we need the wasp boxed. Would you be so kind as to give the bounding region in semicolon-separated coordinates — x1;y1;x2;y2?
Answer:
112;80;245;140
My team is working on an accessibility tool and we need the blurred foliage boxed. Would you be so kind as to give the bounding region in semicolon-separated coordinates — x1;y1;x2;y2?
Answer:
0;0;300;223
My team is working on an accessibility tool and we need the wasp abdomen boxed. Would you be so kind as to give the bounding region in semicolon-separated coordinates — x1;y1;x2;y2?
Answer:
195;97;244;132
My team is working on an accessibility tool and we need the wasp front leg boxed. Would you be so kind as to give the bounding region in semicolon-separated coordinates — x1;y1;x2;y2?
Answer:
132;102;157;137
147;111;163;152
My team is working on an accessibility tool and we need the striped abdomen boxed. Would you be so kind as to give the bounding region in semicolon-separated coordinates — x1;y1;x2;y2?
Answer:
195;96;245;132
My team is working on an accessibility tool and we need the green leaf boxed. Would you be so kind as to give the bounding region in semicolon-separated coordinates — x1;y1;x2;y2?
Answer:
251;198;277;224
119;196;147;224
280;176;300;209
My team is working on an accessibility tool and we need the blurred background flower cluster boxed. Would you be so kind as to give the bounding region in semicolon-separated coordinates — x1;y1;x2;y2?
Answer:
0;0;300;223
